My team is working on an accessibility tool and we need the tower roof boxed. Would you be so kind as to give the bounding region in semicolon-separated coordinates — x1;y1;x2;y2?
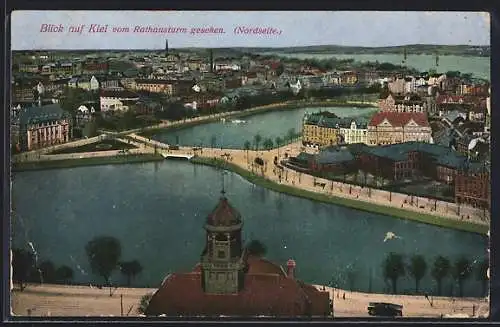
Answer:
206;193;242;227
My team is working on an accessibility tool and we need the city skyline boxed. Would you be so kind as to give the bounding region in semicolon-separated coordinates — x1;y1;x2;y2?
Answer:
11;11;490;50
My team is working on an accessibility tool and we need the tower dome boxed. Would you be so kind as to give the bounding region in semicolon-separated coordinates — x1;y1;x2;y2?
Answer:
205;191;242;229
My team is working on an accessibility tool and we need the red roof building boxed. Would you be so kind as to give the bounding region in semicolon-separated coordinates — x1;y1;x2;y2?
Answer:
367;112;432;145
145;191;331;317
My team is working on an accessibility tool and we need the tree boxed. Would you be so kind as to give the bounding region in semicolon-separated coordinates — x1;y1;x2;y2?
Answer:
346;264;358;291
210;135;217;149
243;140;251;161
287;128;296;143
476;259;489;297
275;136;282;148
137;292;153;315
263;138;274;151
408;255;427;294
119;260;143;286
85;236;122;296
39;260;57;284
383;252;405;294
12;248;35;291
83;120;98;138
55;265;74;284
254;134;262;151
431;256;450;296
245;240;267;257
453;256;472;297
12;249;35;291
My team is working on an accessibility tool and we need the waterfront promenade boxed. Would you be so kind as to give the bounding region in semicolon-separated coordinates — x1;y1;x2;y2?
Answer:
126;133;488;229
14;131;489;230
11;283;488;318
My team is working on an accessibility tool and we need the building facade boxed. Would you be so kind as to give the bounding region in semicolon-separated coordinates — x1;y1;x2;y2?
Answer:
100;90;140;112
16;103;71;151
367;112;432;146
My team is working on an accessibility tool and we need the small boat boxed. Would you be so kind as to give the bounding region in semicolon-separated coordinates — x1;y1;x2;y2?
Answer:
231;119;247;124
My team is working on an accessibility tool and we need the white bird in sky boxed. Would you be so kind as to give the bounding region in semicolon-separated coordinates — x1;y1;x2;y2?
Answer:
383;232;402;242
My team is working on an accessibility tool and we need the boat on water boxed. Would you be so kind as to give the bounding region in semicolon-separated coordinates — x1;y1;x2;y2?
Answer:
231;119;247;124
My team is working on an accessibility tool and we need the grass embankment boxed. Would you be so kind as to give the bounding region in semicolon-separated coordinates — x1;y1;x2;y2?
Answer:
50;139;138;154
12;154;164;172
140;100;378;138
191;157;488;235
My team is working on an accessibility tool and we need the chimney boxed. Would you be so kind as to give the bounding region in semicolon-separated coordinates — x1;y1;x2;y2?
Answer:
286;259;296;279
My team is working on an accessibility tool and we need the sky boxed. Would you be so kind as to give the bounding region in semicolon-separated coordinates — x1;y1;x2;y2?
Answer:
10;11;490;50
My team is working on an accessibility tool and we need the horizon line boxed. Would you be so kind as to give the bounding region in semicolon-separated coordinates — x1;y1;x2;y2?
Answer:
12;43;491;52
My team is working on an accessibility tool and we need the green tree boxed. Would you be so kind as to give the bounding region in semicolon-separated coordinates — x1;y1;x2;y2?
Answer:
210;135;217;149
476;259;489;297
83;120;98;138
275;136;282;148
12;248;35;291
254;134;262;151
137;292;154;315
263;138;274;151
38;260;57;284
119;260;143;286
408;255;427;294
243;140;251;161
431;256;450;296
245;240;267;257
85;236;122;296
453;257;472;297
383;252;405;294
287;128;296;143
55;265;74;284
346;264;358;291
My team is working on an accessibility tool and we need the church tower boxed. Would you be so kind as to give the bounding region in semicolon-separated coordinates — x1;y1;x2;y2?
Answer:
200;190;246;294
165;39;169;56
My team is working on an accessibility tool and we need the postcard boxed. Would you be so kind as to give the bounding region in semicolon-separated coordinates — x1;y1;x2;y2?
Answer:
9;10;490;319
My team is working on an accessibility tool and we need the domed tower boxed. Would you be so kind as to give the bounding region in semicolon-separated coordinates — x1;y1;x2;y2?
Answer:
200;190;246;294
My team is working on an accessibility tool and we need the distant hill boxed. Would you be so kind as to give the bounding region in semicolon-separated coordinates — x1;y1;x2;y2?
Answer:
232;44;490;57
12;44;490;57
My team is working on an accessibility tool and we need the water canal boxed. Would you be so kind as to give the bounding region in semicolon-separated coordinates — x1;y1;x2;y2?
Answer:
12;161;487;296
151;106;378;149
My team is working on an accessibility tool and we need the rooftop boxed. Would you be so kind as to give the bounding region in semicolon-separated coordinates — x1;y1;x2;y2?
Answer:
18;103;70;126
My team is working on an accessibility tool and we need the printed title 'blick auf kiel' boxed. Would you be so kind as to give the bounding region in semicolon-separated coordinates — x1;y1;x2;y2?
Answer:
40;24;283;35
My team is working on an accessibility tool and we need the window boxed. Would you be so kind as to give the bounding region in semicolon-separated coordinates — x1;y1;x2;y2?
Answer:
218;250;225;258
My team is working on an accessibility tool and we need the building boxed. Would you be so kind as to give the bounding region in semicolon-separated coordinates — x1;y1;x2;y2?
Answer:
134;79;173;94
379;94;427;113
338;119;369;144
15;103;71;151
145;191;331;317
356;142;470;184
99;90;140;112
455;162;490;210
302;113;342;147
367;112;432;145
308;147;356;174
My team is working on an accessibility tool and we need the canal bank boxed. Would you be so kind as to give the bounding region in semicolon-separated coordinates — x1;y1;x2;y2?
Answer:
11;154;164;172
12;160;487;296
191;157;488;235
139;99;377;138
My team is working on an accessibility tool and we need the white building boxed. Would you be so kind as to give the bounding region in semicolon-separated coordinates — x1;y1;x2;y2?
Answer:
338;120;368;144
89;76;100;91
100;90;140;112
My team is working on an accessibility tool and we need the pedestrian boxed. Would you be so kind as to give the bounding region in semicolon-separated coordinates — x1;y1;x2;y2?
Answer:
343;293;345;300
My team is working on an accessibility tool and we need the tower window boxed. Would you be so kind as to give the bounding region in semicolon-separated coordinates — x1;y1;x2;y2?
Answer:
218;250;225;258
